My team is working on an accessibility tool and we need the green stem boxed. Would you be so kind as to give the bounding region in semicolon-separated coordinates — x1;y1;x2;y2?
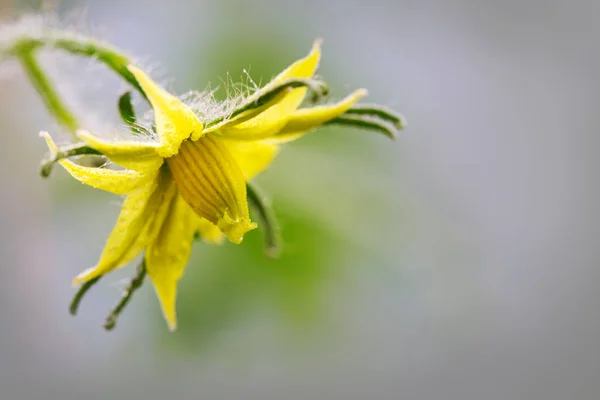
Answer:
18;50;79;134
8;35;146;100
103;260;147;331
52;37;146;99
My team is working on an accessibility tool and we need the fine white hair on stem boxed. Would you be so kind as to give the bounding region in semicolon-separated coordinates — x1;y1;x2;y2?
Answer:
0;10;165;140
0;10;274;141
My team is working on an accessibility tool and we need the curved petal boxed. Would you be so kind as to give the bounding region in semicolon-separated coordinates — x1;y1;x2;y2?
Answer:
128;65;204;157
214;40;322;139
221;139;280;180
77;130;163;172
72;168;177;284
41;131;152;195
145;195;198;331
59;163;151;195
166;135;256;244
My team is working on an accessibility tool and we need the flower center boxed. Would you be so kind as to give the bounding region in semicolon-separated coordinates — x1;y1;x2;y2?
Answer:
166;134;256;243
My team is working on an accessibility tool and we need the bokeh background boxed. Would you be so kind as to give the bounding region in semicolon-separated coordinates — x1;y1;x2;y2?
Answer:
1;0;599;399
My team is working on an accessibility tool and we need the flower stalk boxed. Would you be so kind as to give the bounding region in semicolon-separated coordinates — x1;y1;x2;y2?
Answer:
17;49;79;134
5;34;145;99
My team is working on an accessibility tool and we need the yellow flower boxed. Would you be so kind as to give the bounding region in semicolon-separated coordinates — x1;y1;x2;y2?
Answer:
42;40;368;330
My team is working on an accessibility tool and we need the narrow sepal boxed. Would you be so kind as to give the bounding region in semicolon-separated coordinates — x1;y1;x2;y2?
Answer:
40;142;102;178
246;182;282;258
343;104;407;130
69;276;101;315
103;260;147;331
325;115;401;140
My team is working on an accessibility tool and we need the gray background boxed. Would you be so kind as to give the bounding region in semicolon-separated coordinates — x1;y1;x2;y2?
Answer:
0;0;598;399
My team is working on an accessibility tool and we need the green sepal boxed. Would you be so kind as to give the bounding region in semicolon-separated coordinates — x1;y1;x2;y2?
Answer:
325;115;397;139
344;104;406;130
247;182;282;258
69;276;101;315
103;259;147;331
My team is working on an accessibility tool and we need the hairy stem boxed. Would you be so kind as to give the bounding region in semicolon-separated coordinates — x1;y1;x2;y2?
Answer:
7;34;146;100
18;49;79;134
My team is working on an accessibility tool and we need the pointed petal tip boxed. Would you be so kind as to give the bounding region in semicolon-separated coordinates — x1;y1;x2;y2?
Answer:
39;131;57;153
127;65;164;103
356;88;369;98
72;275;87;287
72;267;101;286
312;38;323;51
166;319;177;332
154;286;178;332
309;39;322;66
396;115;407;130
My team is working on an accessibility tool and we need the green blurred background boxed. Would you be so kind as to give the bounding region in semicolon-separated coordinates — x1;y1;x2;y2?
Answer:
1;0;599;398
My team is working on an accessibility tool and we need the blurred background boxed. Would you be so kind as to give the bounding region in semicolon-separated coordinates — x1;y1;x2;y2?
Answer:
1;0;599;398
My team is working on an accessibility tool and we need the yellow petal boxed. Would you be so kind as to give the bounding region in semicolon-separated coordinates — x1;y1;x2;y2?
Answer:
214;40;322;139
145;195;198;331
40;131;59;153
221;139;280;180
272;39;322;84
167;135;256;244
77;130;163;172
195;217;225;245
128;65;204;157
73;168;177;284
41;132;151;195
59;163;150;195
277;89;368;136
